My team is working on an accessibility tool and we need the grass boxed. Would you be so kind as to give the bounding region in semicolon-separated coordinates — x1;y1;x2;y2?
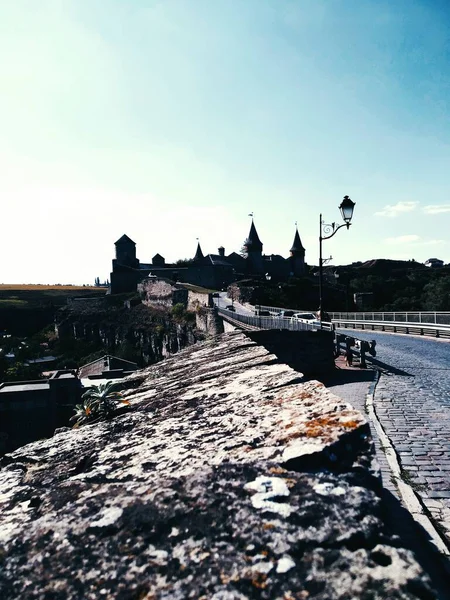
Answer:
0;284;95;291
0;285;105;302
400;468;428;492
0;299;28;306
179;283;217;294
0;285;107;312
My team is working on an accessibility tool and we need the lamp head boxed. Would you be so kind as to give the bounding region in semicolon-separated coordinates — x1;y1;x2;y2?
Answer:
339;195;355;226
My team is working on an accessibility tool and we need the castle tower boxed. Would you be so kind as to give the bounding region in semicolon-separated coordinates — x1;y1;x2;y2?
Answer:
110;234;140;294
194;241;204;262
114;234;139;268
289;227;305;276
244;219;264;274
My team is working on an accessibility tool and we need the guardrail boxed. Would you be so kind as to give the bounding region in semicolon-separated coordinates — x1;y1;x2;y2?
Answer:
219;303;450;338
257;304;311;315
330;311;450;325
332;318;450;339
217;308;332;332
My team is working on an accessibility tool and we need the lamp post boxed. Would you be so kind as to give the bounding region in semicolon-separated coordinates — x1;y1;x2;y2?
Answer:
319;195;355;327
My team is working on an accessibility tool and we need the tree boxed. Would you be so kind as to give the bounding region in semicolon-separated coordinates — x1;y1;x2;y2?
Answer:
175;258;194;267
422;276;450;310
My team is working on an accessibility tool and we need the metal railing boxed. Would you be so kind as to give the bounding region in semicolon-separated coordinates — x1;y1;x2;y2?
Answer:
217;308;331;332
219;304;450;338
257;304;311;315
330;311;450;325
332;318;450;339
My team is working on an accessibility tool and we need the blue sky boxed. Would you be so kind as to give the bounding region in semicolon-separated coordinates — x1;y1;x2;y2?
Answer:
1;0;449;284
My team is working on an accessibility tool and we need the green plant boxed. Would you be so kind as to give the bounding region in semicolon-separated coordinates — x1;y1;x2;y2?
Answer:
171;303;186;318
155;324;166;336
70;381;130;428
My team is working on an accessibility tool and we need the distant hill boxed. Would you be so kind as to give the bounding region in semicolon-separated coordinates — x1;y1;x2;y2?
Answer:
344;259;426;271
0;285;107;336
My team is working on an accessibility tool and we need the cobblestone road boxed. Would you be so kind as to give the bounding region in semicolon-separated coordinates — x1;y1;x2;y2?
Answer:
342;330;450;547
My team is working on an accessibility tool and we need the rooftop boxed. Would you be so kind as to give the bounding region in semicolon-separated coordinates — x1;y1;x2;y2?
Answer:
0;381;50;393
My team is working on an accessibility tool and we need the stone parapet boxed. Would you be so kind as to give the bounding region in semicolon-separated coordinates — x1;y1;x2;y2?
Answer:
245;328;336;376
0;332;436;599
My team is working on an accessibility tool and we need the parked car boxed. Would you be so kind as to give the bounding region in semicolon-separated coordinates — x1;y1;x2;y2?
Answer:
276;310;294;318
292;312;321;327
226;305;236;312
255;309;271;316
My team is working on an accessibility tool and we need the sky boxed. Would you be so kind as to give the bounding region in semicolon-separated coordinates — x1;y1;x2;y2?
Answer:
1;0;449;284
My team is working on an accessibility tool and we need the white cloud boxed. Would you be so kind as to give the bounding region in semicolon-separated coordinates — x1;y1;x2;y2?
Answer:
384;235;420;244
418;239;446;246
375;201;418;217
383;236;447;248
422;204;450;214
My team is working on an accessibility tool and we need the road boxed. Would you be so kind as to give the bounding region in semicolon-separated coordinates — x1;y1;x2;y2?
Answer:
341;329;450;546
214;298;450;554
213;292;254;316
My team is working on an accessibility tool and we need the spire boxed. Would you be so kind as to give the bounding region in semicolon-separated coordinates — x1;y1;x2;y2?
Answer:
194;241;204;261
245;219;263;253
290;227;305;254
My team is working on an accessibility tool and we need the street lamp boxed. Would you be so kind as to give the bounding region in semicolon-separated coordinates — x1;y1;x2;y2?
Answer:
319;196;355;327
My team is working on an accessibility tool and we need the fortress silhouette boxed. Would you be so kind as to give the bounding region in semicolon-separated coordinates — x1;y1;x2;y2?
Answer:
110;220;306;293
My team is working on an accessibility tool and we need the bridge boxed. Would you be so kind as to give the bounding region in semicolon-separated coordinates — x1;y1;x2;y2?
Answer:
216;296;450;561
218;300;450;339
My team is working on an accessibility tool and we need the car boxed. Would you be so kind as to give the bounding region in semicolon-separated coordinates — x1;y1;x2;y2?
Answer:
226;305;236;312
212;292;220;298
292;312;321;327
276;310;294;318
255;309;271;316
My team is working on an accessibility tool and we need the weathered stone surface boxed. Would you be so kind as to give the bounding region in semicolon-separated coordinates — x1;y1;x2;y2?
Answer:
0;332;436;599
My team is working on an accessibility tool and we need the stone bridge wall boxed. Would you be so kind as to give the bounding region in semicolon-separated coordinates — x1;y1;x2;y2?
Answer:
244;329;336;377
0;332;434;599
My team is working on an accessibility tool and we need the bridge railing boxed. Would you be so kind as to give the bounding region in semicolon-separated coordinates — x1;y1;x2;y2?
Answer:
236;305;450;338
330;311;450;325
332;318;450;339
256;304;311;315
217;308;324;331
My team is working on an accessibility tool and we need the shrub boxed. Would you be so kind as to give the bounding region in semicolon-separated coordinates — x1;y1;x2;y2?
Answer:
71;381;130;428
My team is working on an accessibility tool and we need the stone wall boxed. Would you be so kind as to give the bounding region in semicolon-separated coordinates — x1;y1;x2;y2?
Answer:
138;278;188;308
0;332;436;598
186;289;212;310
195;307;224;335
245;329;336;376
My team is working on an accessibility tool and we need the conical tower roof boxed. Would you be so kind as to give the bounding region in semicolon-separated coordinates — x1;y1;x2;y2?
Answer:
194;241;204;261
245;220;263;252
290;228;305;253
115;234;135;245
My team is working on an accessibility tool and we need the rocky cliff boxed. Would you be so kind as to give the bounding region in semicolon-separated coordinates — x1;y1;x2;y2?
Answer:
0;332;436;599
56;297;200;365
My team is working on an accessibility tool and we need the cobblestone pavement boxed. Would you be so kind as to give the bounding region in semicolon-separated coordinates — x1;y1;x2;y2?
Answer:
322;336;450;596
345;331;450;542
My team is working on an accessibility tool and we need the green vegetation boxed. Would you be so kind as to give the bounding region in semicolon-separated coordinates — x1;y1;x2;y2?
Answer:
0;284;107;336
170;303;196;323
179;283;217;294
71;381;130;428
346;262;450;311
236;262;450;312
174;258;194;267
0;299;28;307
